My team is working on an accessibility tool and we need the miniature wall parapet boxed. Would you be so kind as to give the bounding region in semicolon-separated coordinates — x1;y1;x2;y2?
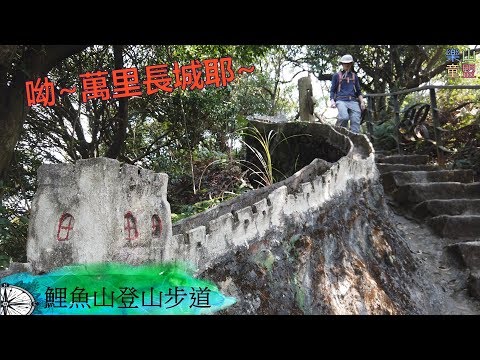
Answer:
26;123;377;274
168;123;377;272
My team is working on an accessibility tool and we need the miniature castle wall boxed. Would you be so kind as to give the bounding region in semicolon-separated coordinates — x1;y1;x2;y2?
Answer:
26;123;377;275
27;158;172;273
168;124;378;272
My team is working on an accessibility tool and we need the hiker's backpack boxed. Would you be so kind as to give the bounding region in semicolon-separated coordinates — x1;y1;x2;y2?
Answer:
336;71;358;96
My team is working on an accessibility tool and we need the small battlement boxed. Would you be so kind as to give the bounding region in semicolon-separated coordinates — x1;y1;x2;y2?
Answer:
168;123;378;272
37;158;168;196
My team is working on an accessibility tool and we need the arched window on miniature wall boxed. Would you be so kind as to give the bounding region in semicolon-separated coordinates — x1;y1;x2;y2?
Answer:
151;214;162;238
124;212;139;241
57;213;74;241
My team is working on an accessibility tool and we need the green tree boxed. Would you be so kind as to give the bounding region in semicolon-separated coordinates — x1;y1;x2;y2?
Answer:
1;45;280;263
0;45;89;184
286;45;458;113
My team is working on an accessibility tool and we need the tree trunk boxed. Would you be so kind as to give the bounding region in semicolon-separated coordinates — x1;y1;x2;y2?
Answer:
105;45;128;159
0;70;26;186
0;45;89;182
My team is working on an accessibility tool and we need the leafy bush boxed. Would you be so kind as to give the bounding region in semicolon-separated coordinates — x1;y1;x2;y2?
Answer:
0;204;28;268
373;119;398;151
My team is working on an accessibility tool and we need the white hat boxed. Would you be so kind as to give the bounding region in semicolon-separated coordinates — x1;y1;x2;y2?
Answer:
339;54;354;63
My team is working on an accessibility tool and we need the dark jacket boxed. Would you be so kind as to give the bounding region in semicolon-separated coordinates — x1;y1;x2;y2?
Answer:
330;70;362;101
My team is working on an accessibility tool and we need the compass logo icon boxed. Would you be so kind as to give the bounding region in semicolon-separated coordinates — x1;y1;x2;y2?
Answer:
1;283;37;315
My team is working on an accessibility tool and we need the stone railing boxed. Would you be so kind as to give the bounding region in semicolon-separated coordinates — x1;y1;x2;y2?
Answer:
167;122;377;272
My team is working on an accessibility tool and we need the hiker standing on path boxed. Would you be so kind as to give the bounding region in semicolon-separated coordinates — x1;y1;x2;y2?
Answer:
330;54;366;133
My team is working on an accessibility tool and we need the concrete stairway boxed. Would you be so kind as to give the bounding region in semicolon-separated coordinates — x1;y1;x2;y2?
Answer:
375;153;480;298
376;154;480;240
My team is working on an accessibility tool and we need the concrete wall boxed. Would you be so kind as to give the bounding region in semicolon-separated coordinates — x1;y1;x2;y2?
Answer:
26;123;377;275
27;158;172;273
168;124;378;272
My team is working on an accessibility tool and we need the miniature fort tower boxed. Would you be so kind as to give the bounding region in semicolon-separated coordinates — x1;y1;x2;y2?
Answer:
27;157;172;273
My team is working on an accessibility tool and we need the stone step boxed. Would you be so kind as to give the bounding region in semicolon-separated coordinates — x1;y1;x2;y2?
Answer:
427;215;480;239
374;150;396;157
413;199;480;220
375;154;430;165
448;241;480;270
376;164;439;174
381;170;475;193
393;182;480;205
